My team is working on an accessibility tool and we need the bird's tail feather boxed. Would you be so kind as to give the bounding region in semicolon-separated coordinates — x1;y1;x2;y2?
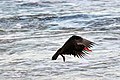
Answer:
52;48;61;60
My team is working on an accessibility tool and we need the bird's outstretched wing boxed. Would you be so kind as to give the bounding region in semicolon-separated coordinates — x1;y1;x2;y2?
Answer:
71;37;94;58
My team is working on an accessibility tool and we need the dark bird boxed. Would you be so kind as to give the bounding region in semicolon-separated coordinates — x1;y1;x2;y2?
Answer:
52;35;94;62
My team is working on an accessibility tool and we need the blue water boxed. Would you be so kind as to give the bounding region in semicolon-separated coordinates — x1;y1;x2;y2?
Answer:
0;0;120;80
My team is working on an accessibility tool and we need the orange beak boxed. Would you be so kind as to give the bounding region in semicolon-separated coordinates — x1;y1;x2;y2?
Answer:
83;47;92;52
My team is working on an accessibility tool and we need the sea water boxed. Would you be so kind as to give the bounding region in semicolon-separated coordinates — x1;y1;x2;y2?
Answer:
0;0;120;80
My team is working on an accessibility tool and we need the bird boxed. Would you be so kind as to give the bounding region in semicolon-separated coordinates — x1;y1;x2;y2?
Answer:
52;35;94;62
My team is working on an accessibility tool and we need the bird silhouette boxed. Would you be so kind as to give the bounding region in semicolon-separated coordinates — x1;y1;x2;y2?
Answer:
52;35;94;62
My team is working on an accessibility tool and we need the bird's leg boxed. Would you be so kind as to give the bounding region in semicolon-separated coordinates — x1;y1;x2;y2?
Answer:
61;54;65;62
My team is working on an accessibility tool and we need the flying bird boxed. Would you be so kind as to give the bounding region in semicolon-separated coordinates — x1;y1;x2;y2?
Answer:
52;35;94;62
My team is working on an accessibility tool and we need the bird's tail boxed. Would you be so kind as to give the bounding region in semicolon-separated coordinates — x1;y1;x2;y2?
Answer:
52;48;61;60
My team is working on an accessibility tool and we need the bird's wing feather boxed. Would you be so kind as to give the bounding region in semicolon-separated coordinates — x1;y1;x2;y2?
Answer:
60;39;75;54
72;50;87;58
82;38;94;48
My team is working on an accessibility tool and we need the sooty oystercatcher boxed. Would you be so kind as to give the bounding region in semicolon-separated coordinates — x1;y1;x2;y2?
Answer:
52;35;94;62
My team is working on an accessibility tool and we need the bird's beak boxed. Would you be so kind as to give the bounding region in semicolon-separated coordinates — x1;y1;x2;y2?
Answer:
83;47;92;52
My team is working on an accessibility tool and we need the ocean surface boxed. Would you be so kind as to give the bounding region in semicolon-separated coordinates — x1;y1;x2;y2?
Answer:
0;0;120;80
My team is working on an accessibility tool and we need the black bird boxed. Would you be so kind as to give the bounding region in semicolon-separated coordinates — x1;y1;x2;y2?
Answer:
52;35;94;62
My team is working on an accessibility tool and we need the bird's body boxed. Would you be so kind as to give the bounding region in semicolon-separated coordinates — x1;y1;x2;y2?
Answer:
52;35;94;62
